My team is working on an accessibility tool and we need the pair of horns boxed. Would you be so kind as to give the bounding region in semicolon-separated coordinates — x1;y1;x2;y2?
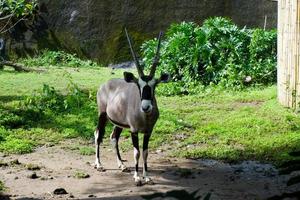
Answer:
125;28;163;77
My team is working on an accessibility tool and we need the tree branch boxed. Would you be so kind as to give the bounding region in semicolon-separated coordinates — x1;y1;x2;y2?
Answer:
0;14;14;21
0;16;26;34
0;61;46;73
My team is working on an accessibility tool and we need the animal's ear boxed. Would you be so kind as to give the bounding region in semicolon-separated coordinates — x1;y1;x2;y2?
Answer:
124;72;137;83
158;73;170;83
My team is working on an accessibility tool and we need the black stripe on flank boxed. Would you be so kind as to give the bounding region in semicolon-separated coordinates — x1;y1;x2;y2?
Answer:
108;117;130;128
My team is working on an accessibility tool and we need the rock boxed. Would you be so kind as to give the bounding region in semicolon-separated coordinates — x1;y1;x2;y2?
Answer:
156;149;163;154
0;161;8;167
234;168;244;174
14;176;18;180
27;172;39;179
108;61;136;69
254;166;264;173
6;0;276;63
53;188;68;195
9;159;21;166
26;163;41;171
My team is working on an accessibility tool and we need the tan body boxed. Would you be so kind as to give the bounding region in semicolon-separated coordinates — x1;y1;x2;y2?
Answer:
94;29;167;186
97;78;159;134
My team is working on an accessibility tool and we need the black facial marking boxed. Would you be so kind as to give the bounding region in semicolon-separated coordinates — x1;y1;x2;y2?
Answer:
142;85;152;100
141;76;153;82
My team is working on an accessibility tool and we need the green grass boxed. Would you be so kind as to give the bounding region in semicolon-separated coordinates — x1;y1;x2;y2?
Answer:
0;180;4;192
79;146;94;156
160;88;300;164
73;171;90;179
0;52;299;165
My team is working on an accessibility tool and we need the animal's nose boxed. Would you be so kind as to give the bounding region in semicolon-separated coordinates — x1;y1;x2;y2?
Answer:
142;105;150;112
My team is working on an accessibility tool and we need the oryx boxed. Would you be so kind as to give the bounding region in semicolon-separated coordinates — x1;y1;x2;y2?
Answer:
94;29;169;186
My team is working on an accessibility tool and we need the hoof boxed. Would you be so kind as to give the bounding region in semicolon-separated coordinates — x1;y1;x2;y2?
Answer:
145;177;154;185
135;180;142;186
97;167;106;172
145;180;154;185
120;166;130;173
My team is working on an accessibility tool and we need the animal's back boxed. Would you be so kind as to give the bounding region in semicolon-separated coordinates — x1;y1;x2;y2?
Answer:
97;79;139;125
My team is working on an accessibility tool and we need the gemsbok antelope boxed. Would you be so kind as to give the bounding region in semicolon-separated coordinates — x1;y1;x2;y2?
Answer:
94;29;169;186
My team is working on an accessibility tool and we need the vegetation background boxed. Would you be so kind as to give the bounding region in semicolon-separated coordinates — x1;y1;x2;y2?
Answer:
0;0;299;196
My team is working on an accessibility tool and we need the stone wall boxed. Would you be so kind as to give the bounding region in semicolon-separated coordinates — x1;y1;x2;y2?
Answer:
4;0;278;64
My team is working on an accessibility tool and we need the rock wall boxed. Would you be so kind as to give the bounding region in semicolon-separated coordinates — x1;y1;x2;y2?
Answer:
4;0;278;64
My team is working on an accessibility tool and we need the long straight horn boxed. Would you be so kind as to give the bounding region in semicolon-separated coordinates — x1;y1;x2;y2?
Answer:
149;31;163;77
125;28;144;77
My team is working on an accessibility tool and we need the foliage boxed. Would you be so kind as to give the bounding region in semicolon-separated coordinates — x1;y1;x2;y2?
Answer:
0;0;38;34
0;0;37;17
24;72;90;113
0;137;34;154
0;180;4;192
142;17;277;92
20;50;98;68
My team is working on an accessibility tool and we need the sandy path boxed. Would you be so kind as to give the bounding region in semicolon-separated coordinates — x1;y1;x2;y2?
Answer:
0;142;298;200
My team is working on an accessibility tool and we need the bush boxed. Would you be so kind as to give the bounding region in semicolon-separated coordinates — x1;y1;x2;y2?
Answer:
0;137;34;154
0;0;37;18
24;73;90;113
142;17;277;93
21;50;98;68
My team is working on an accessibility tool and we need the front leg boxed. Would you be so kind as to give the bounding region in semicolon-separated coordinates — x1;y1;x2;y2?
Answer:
131;132;142;186
143;133;154;184
94;113;107;172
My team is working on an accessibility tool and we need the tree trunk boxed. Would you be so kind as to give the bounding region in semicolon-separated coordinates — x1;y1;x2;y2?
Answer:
0;61;45;73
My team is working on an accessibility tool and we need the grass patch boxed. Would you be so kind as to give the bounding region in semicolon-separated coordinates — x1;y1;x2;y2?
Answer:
160;87;300;165
79;146;94;156
0;137;34;154
73;171;90;179
0;180;4;192
0;53;299;165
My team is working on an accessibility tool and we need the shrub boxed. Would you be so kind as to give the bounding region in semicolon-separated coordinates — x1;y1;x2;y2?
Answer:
24;73;90;113
21;50;98;68
0;137;34;154
142;17;277;93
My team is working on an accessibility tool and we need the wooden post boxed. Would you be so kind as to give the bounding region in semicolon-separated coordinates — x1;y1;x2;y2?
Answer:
278;0;300;110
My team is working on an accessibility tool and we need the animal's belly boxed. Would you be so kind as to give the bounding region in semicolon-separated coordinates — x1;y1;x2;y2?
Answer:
106;106;129;129
107;115;130;129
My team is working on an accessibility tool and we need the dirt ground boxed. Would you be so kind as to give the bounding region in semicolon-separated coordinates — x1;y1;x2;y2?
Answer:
0;141;299;200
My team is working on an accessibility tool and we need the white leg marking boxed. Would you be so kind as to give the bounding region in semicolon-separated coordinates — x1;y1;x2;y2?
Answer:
94;130;104;171
143;149;153;184
133;147;141;186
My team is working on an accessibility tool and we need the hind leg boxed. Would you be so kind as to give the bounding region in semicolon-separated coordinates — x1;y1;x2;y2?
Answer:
110;126;128;172
94;112;107;171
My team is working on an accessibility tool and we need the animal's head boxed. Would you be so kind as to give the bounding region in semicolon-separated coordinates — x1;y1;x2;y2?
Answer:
124;29;169;114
